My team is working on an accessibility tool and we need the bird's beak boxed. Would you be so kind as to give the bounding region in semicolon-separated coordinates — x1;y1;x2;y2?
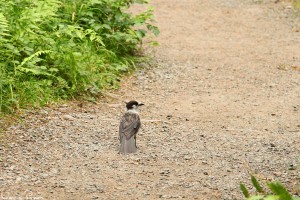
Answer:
138;103;144;106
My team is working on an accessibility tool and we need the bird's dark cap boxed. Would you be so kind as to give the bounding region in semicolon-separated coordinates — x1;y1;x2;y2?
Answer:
126;100;144;109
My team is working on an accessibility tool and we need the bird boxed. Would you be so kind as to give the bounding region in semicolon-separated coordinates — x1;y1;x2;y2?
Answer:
119;100;144;154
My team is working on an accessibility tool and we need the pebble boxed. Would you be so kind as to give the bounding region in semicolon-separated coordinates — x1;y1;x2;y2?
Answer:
184;155;192;160
62;115;75;121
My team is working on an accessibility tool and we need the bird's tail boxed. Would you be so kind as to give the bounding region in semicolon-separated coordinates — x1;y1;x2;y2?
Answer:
119;136;137;154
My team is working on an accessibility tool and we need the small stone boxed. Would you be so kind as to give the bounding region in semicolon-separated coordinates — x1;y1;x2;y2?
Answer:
273;171;282;176
40;173;49;178
9;165;16;170
270;143;276;147
288;164;296;170
160;169;170;176
184;155;191;160
62;115;75;121
16;177;22;182
166;115;172;120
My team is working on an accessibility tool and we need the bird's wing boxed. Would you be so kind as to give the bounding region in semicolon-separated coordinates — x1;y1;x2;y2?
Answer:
119;112;141;140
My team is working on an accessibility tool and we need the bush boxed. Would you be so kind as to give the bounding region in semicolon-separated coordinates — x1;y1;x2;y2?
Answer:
0;0;159;113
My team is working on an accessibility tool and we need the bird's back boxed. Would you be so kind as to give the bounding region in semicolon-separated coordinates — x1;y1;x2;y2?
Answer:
119;111;141;153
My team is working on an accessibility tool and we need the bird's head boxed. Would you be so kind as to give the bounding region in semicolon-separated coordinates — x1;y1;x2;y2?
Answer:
125;100;144;110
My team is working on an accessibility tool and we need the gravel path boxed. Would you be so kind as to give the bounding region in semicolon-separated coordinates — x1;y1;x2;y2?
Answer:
1;0;300;199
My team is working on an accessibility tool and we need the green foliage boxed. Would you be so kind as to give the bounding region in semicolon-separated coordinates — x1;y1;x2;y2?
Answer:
0;0;158;113
268;182;293;200
240;183;251;198
252;175;265;193
240;175;300;200
293;0;300;10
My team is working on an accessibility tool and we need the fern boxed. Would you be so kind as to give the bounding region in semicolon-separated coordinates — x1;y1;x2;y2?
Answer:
85;29;105;46
0;12;10;60
0;0;159;113
20;0;61;23
240;183;250;198
17;50;51;69
251;175;265;193
268;182;293;200
0;13;10;39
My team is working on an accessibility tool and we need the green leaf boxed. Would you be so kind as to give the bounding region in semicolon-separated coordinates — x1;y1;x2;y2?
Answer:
240;183;250;198
247;195;264;200
102;24;111;30
135;29;147;39
17;50;52;69
149;41;159;46
0;12;10;37
251;175;264;193
267;182;293;200
153;26;160;36
48;68;59;73
263;195;280;200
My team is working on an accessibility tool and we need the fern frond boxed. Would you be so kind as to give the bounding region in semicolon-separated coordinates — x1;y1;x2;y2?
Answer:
20;0;61;23
86;29;105;46
240;182;250;198
0;12;10;39
267;182;293;200
17;50;52;68
16;50;56;78
251;175;264;193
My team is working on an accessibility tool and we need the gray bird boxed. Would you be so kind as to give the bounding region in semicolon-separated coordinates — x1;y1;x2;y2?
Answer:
119;100;144;154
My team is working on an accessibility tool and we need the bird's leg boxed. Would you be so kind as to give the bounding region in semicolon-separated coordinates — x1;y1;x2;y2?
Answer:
118;134;122;143
134;135;138;148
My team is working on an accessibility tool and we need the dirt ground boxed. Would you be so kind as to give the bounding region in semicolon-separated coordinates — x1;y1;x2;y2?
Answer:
1;0;300;199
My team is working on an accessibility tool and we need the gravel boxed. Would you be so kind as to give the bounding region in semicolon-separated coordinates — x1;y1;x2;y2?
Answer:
1;0;300;199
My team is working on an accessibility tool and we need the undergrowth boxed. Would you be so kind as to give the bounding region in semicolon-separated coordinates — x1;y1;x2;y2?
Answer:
0;0;159;114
